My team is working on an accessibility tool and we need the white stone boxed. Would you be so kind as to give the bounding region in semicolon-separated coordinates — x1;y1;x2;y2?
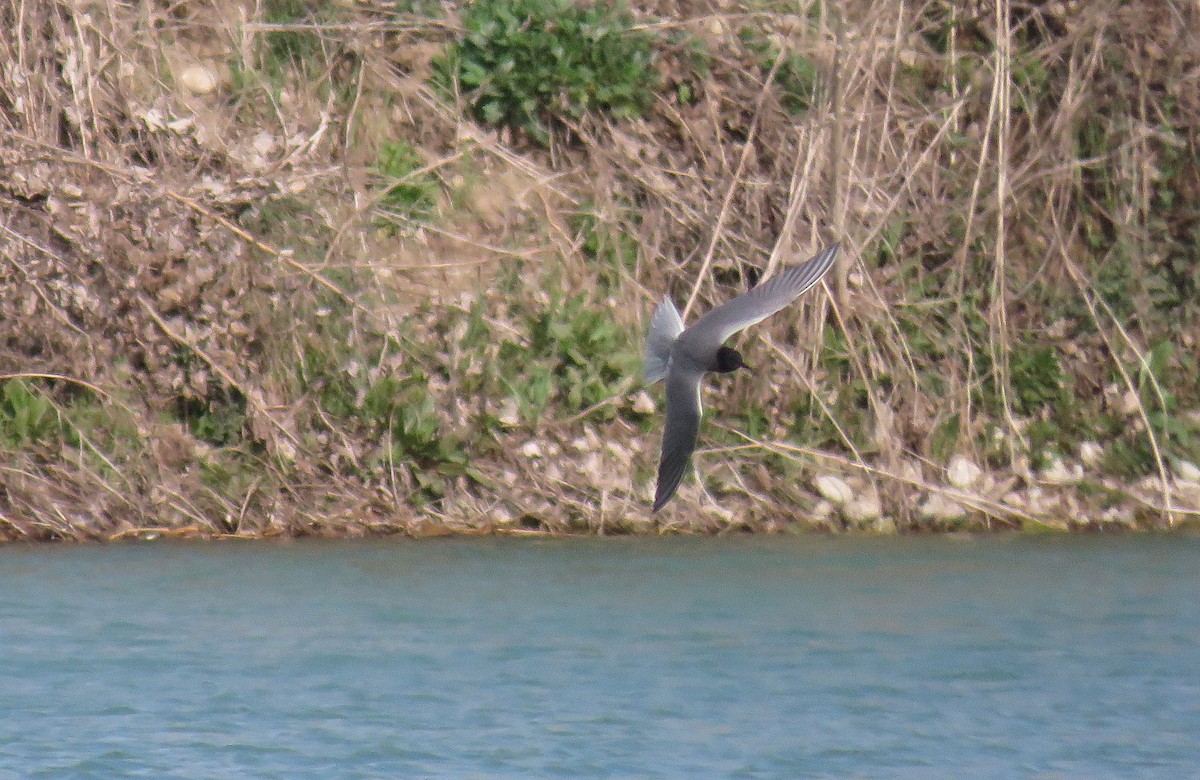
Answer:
180;64;218;95
631;390;656;415
604;439;632;464
1118;389;1141;416
1173;480;1200;505
252;131;276;155
920;493;966;521
1022;486;1052;515
1176;460;1200;485
166;116;195;134
578;452;603;481
1136;476;1163;496
947;455;982;490
814;474;853;506
1079;441;1104;468
1040;457;1083;485
275;438;296;462
898;459;924;485
845;494;881;523
497;398;520;427
140;106;165;131
1173;461;1200;504
520;441;542;459
1100;507;1135;526
873;516;899;534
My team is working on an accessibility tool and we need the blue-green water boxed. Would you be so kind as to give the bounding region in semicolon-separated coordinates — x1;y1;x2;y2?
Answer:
2;536;1198;778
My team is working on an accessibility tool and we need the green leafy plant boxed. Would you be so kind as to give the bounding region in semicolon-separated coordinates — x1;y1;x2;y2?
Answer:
0;379;58;447
930;413;961;462
198;452;263;514
231;0;352;103
362;374;474;501
738;25;819;115
300;343;359;420
262;0;328;76
294;309;472;494
573;208;639;291
176;387;247;448
373;139;441;235
532;291;637;409
1136;341;1196;457
239;195;312;245
661;29;711;105
1012;53;1049;101
1145;117;1200;318
172;349;248;447
504;365;554;424
1009;344;1068;416
496;286;638;424
434;0;659;143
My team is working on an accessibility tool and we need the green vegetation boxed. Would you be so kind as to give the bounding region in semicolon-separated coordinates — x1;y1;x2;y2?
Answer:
738;25;819;114
261;0;332;77
574;207;639;290
1009;344;1068;418
363;373;474;502
373;139;441;234
516;288;638;418
176;388;247;449
434;0;659;143
0;379;58;447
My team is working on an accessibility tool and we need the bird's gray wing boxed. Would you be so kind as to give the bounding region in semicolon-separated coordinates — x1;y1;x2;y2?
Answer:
644;298;685;385
679;244;839;354
653;364;704;512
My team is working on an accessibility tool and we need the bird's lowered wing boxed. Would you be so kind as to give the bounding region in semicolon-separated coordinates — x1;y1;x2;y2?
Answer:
653;364;704;512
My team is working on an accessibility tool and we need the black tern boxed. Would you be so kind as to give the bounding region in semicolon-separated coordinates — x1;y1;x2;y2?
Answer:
644;244;839;512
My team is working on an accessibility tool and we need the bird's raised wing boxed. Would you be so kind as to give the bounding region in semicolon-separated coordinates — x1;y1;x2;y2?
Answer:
653;364;704;512
679;244;838;354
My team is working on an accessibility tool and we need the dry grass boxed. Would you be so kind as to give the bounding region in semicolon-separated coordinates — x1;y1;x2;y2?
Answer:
1;0;1198;541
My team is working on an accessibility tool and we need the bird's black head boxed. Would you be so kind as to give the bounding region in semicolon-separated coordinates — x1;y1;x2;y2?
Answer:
713;346;750;374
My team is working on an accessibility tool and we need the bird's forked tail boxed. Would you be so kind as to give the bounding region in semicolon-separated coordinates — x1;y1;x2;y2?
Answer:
643;298;684;385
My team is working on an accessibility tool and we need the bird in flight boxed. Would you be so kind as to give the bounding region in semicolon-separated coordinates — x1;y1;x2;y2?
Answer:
644;244;839;512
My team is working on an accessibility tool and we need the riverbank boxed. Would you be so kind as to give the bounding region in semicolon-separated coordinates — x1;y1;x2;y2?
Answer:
2;0;1198;541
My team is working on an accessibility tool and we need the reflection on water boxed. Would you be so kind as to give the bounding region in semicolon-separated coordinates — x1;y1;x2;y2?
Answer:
2;535;1198;777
